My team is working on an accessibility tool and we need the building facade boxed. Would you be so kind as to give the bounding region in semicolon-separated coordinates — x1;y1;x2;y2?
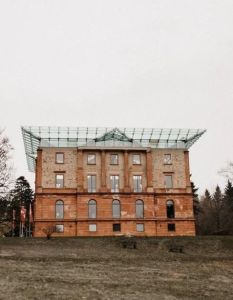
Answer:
22;127;205;237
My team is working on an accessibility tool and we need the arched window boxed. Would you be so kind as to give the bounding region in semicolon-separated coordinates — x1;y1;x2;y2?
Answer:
167;200;175;218
56;200;64;219
136;199;144;218
88;199;97;218
112;199;121;218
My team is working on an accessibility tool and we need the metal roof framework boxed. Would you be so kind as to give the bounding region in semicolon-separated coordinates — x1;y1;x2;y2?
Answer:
21;126;206;172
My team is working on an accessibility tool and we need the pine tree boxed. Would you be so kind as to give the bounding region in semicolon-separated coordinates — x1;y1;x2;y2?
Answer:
191;181;200;233
222;180;233;233
198;189;214;235
10;176;34;236
212;185;223;233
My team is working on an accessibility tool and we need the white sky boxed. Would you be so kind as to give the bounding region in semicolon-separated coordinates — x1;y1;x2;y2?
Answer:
0;0;233;194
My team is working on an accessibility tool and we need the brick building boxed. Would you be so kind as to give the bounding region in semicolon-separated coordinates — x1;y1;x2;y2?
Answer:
22;126;205;237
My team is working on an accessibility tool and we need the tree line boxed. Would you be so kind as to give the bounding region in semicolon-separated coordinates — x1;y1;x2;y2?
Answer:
0;129;34;236
193;181;233;235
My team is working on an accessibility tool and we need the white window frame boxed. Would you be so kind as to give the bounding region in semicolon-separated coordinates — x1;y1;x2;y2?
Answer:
110;175;119;193
89;224;97;232
87;175;96;193
55;174;64;188
133;175;142;192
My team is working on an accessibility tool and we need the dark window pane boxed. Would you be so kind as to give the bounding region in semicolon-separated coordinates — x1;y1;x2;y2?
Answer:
168;223;176;231
167;200;175;218
113;223;121;232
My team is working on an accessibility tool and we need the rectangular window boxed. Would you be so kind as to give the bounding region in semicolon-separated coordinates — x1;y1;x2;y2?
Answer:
168;223;176;231
113;223;121;232
136;223;144;232
133;154;141;165
87;175;96;192
110;154;119;165
133;175;142;192
55;224;64;233
165;175;173;189
87;154;96;165
56;153;64;164
89;224;97;232
110;175;119;192
55;174;64;188
164;154;172;165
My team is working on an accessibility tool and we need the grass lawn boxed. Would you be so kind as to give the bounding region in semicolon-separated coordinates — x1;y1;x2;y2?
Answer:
0;236;233;299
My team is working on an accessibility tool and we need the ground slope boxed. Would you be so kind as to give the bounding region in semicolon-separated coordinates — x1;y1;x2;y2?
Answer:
0;236;233;300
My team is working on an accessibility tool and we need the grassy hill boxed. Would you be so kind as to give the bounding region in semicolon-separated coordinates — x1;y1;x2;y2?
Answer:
0;236;233;299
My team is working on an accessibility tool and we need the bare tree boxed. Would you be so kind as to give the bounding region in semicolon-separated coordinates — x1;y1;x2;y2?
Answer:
0;129;13;195
42;226;56;239
218;162;233;182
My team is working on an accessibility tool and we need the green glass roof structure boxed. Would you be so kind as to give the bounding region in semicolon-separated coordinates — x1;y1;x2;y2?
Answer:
21;126;206;172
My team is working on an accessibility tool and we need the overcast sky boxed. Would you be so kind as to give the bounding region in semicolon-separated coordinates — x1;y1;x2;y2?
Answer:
0;0;233;194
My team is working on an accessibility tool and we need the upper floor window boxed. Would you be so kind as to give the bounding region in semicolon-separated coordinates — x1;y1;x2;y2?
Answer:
87;175;96;193
167;200;175;218
133;175;142;192
87;154;96;165
133;154;141;165
112;199;121;218
136;199;144;218
88;199;97;218
56;153;64;164
55;174;64;188
55;200;64;219
165;175;173;189
164;154;172;165
110;154;119;165
110;175;119;193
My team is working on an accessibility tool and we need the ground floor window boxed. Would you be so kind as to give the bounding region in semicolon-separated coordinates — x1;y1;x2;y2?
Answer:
136;223;144;232
168;223;176;231
89;224;97;232
55;224;64;233
113;223;121;232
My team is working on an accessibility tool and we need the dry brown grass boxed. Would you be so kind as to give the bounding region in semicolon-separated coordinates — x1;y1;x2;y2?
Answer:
0;236;233;300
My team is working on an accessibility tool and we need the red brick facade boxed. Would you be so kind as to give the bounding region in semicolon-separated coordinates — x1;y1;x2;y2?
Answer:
33;148;196;237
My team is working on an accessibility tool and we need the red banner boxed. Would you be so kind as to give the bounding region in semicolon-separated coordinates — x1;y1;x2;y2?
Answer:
29;204;33;223
20;206;26;223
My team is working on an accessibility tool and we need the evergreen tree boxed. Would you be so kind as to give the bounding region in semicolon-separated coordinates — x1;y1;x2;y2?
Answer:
198;189;214;235
10;176;34;236
212;185;223;233
191;181;200;233
222;180;233;233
